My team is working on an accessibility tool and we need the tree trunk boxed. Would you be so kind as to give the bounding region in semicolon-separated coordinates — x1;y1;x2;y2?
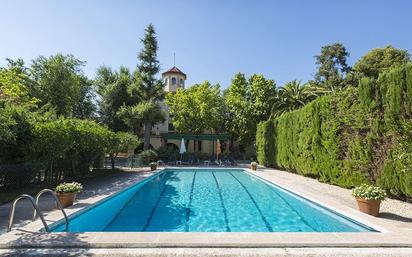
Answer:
71;160;76;180
143;121;151;150
110;154;115;170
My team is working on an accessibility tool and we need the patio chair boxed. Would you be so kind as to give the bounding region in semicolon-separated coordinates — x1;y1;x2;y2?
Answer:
167;155;177;166
209;156;218;166
181;154;190;165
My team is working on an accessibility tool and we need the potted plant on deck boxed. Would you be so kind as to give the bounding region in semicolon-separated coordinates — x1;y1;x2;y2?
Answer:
250;162;258;171
150;162;158;171
352;184;386;216
55;182;83;208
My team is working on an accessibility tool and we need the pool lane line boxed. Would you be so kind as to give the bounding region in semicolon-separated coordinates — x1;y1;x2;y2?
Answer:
229;172;273;232
212;172;231;232
103;172;169;231
142;173;177;231
260;179;317;232
185;171;197;232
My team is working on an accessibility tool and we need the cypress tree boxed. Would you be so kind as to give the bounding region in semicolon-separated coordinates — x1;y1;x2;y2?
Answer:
135;24;164;150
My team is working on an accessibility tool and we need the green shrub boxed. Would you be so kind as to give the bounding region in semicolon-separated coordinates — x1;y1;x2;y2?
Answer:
138;150;158;165
106;131;140;169
156;145;179;160
32;118;113;180
0;105;34;163
0;106;39;190
377;121;412;198
0;163;37;190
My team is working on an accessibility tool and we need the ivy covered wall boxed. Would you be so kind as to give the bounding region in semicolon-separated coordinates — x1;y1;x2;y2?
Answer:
256;64;412;199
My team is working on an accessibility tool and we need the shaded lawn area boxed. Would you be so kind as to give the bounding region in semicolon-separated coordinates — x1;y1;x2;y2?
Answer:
0;168;123;205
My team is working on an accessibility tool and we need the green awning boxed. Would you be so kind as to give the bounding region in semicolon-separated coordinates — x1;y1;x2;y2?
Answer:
161;133;230;141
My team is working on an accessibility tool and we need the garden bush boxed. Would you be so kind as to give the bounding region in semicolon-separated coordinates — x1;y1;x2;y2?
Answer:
0;105;39;190
257;63;412;199
0;109;140;190
31;118;114;181
156;145;179;161
107;132;140;169
138;149;158;165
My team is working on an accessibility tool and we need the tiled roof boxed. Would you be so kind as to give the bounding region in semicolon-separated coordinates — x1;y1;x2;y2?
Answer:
162;66;186;78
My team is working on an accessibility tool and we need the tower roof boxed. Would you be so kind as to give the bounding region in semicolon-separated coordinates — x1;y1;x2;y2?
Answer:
162;66;186;79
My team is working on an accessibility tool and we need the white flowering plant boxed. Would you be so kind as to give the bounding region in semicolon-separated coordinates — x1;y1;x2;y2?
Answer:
55;182;83;194
352;184;386;201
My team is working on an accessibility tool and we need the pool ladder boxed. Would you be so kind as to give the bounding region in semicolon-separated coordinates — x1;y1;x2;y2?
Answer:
7;189;69;232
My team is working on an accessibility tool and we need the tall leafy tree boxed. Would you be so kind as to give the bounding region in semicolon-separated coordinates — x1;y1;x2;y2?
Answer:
166;81;224;134
0;58;37;106
29;54;95;118
94;66;137;132
0;59;38;151
223;73;276;149
314;43;351;93
223;73;254;145
353;45;411;79
249;74;277;123
0;106;16;143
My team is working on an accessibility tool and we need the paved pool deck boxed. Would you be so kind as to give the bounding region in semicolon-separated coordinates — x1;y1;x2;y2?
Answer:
0;166;411;256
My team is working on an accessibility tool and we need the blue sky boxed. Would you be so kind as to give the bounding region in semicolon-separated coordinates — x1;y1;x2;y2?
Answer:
1;0;411;88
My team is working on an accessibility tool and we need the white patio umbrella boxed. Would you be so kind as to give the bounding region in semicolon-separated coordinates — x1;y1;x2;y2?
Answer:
179;138;186;160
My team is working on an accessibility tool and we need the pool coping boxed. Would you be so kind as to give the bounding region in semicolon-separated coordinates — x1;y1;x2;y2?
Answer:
1;167;411;249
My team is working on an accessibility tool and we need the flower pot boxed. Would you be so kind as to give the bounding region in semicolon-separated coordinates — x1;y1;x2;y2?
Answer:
250;164;257;171
56;192;77;208
356;198;381;216
150;165;157;171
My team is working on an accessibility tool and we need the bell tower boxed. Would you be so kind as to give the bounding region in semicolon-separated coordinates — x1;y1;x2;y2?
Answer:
162;66;187;93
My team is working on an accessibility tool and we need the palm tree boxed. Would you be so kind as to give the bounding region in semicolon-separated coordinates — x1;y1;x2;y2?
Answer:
271;80;321;117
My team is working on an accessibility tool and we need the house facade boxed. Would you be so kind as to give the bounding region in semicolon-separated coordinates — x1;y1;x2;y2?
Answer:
149;66;230;155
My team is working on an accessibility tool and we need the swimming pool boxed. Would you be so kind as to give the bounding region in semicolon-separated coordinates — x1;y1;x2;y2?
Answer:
51;168;375;232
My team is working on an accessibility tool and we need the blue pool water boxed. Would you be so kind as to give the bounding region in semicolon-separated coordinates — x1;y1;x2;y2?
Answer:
51;169;375;232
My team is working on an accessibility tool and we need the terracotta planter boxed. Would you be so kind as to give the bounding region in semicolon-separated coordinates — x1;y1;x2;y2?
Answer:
150;165;157;171
56;192;77;208
250;164;257;171
356;197;381;216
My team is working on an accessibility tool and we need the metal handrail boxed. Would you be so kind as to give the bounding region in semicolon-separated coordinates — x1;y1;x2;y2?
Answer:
7;194;49;232
33;189;69;231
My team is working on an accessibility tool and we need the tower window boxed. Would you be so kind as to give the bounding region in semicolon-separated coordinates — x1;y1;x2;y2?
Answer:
180;79;184;86
164;78;168;84
168;123;175;132
172;77;177;85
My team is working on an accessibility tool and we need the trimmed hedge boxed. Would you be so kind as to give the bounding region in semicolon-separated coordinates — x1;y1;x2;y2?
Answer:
256;63;412;199
256;119;276;167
